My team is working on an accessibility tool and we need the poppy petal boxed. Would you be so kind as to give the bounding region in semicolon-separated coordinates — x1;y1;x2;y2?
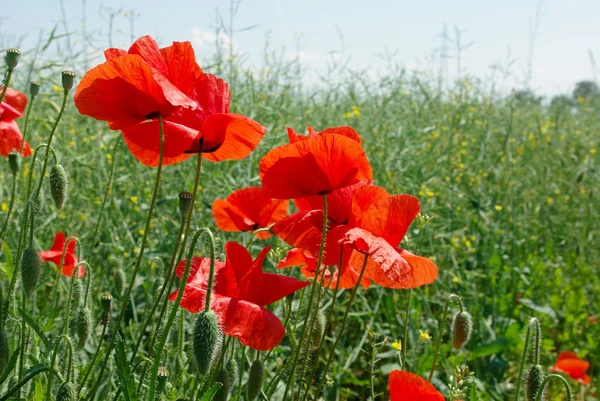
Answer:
349;185;390;226
398;250;438;288
194;73;230;114
201;113;266;162
104;48;127;60
212;199;254;232
314;126;362;143
0;120;31;157
127;35;170;78
258;273;310;306
389;370;445;401
159;41;203;97
122;136;194;166
0;87;27;118
361;194;421;246
260;134;372;199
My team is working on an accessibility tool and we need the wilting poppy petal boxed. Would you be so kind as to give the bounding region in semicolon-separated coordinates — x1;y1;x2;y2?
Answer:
75;54;196;130
389;370;445;401
201;114;266;162
260;133;373;199
0;120;31;157
212;186;287;238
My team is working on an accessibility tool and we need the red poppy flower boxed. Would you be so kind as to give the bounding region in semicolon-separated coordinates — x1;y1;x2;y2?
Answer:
286;126;362;144
273;185;438;289
389;370;445;401
169;242;309;350
0;87;31;157
278;248;370;289
75;35;265;167
212;186;288;239
551;351;591;385
39;232;85;277
259;126;372;199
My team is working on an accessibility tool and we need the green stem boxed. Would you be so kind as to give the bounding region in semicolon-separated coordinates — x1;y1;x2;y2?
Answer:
0;69;14;104
33;91;69;201
19;91;37;155
283;195;328;400
317;253;369;394
535;374;572;401
428;293;463;381
147;227;217;401
0;172;17;243
44;334;73;400
49;237;81;313
77;321;108;396
515;318;540;401
1;366;55;401
84;115;166;401
401;289;413;370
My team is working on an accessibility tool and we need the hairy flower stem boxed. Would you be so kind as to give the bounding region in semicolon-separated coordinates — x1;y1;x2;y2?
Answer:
0;172;17;243
0;69;14;104
283;195;328;400
515;318;541;401
87;136;121;258
147;227;217;401
317;253;369;394
301;248;344;401
49;237;81;312
19;89;37;155
84;116;166;401
33;91;69;201
77;321;108;396
428;294;463;381
401;289;413;369
535;374;572;401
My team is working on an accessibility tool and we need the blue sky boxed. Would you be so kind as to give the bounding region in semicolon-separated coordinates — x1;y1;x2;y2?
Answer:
2;0;599;95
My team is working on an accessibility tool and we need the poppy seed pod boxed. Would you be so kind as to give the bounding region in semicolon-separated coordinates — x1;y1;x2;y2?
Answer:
5;49;20;70
56;381;76;401
246;360;264;401
526;364;546;401
0;329;10;377
21;247;41;298
77;307;92;349
61;70;76;91
8;151;20;174
214;368;230;401
30;81;41;97
193;310;219;375
225;359;238;392
452;311;473;349
71;278;83;311
49;164;68;209
156;366;169;396
178;191;193;220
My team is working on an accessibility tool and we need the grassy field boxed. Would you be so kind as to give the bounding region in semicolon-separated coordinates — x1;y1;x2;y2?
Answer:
0;32;599;400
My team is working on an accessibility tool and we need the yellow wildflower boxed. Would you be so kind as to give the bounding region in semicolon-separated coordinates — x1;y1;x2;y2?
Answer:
392;340;402;351
419;330;431;342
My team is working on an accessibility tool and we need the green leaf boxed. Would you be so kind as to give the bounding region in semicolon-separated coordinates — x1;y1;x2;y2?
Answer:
469;381;481;401
518;298;558;322
18;308;50;349
469;338;509;360
0;345;20;385
114;333;138;401
198;383;223;401
2;242;13;276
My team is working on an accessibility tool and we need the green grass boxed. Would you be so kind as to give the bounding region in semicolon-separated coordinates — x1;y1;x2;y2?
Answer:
1;38;599;400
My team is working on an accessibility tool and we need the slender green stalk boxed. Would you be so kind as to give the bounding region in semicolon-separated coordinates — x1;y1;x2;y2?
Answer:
33;91;69;201
535;374;572;401
283;195;328;400
515;318;540;401
1;366;55;401
18;89;38;155
401;289;413;370
317;253;369;394
147;227;217;401
428;294;463;381
0;172;17;243
0;69;14;104
77;321;108;396
44;334;72;400
84;115;166;401
49;237;81;313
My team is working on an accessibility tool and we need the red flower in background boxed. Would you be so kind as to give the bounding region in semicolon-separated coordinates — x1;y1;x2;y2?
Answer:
0;87;31;157
75;35;265;166
389;370;445;401
260;126;372;199
212;186;288;239
169;242;309;350
273;184;438;289
551;351;591;385
39;232;85;277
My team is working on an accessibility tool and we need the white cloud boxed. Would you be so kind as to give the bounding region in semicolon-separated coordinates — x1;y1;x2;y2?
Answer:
191;28;238;54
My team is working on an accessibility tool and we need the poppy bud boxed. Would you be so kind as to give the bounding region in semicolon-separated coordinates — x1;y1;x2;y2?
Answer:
56;381;76;401
156;366;169;396
313;308;326;347
178;191;193;220
192;310;219;375
153;277;165;294
101;292;112;325
21;247;41;298
71;277;83;311
226;359;238;391
0;329;9;377
5;49;20;70
30;81;41;97
77;307;92;349
452;311;473;349
49;164;68;209
8;151;20;174
526;364;546;401
246;360;264;401
214;368;230;401
61;70;76;92
115;269;126;297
